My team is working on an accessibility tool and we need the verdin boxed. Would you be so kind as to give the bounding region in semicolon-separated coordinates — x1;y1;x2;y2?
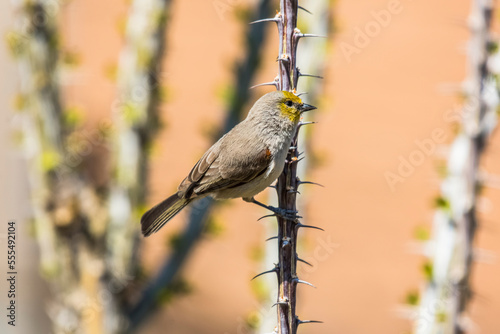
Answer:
141;90;316;236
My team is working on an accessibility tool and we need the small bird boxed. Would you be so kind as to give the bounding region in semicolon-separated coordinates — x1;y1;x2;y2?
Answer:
141;91;316;236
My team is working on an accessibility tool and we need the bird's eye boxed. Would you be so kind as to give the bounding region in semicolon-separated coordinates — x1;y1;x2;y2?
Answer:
285;100;293;107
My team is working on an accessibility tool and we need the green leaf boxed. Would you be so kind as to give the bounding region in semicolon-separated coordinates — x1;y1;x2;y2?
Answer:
414;225;430;241
487;41;498;54
12;94;29;111
405;290;420;306
62;50;81;67
433;196;450;211
63;106;85;127
122;102;142;123
422;261;433;281
436;311;447;323
245;311;261;330
155;278;193;306
104;62;118;82
203;216;225;237
40;149;61;172
250;279;270;302
249;245;264;262
5;31;28;57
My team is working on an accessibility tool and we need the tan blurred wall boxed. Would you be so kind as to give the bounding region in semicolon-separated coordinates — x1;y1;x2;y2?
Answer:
1;0;499;334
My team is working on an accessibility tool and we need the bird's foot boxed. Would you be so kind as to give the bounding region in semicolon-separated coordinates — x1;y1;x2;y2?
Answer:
271;206;300;220
243;197;300;220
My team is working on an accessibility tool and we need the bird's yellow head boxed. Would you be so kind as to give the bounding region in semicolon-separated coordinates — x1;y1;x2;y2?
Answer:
278;91;316;122
247;91;317;125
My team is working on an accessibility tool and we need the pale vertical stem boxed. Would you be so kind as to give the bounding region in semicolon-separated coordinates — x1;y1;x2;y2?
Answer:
106;0;172;332
8;1;84;333
9;1;108;333
451;2;494;331
413;1;498;333
107;0;172;295
9;0;172;332
9;0;63;279
295;1;331;175
127;0;272;329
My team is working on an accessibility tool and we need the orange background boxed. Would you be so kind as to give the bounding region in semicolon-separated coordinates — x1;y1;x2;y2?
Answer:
1;0;499;333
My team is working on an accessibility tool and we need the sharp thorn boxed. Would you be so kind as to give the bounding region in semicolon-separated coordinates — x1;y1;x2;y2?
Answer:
258;214;278;221
268;184;276;189
250;81;278;89
250;17;279;25
251;267;278;280
299;73;324;79
288;189;301;195
297;256;313;267
266;236;278;241
298;121;317;127
298;181;324;188
298;6;312;14
297;92;308;97
298;319;323;325
296;33;327;39
293;278;316;288
296;224;324;231
272;301;289;308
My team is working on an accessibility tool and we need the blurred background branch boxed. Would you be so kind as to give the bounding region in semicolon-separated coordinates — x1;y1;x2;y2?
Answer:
413;1;499;333
106;0;173;319
9;0;172;332
8;1;102;333
127;0;273;330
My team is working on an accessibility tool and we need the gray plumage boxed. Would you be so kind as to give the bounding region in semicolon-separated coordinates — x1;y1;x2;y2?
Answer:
141;91;315;236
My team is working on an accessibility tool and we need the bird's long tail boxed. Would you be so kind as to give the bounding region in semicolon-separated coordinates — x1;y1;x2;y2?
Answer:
141;193;192;236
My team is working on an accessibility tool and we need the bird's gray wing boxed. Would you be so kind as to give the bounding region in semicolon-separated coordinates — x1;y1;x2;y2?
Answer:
179;133;272;197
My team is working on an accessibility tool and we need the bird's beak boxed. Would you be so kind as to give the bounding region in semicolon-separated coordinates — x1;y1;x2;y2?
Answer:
300;103;317;113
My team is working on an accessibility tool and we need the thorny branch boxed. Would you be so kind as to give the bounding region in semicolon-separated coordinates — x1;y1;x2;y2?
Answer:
252;0;327;333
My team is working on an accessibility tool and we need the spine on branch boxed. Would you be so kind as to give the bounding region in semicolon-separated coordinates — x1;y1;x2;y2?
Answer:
275;3;303;331
252;1;328;333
